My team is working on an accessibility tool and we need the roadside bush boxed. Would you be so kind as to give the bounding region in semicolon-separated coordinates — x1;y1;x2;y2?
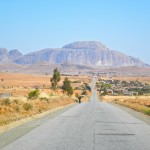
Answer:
101;88;108;96
13;99;19;104
62;77;73;95
40;97;49;103
38;109;42;113
81;90;87;95
143;108;150;115
23;103;33;111
15;106;20;112
86;85;91;91
28;89;40;100
142;87;150;94
1;98;11;106
138;91;143;96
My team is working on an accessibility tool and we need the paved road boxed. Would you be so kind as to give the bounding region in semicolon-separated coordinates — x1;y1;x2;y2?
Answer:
1;85;150;149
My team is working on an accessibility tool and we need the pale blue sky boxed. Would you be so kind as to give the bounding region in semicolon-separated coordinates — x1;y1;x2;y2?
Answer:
0;0;150;64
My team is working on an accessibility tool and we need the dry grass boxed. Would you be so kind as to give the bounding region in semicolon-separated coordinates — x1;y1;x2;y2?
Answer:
0;96;75;126
0;73;90;87
0;92;91;126
101;95;150;115
0;73;92;126
0;73;91;96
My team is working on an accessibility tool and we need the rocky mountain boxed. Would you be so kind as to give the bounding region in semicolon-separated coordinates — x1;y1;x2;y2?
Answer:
63;41;108;50
0;41;149;68
8;49;22;60
0;48;22;63
0;48;8;63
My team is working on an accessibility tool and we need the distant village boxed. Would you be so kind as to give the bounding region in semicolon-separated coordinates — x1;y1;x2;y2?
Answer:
96;77;150;96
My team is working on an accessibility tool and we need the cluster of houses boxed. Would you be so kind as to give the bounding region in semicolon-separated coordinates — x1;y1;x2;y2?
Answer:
97;78;147;96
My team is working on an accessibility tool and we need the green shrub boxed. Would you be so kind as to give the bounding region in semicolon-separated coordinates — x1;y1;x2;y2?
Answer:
15;106;20;112
13;99;19;104
62;77;73;95
1;98;11;105
23;103;33;111
38;109;42;113
143;108;150;115
81;90;87;95
86;85;91;91
28;89;40;99
138;91;143;96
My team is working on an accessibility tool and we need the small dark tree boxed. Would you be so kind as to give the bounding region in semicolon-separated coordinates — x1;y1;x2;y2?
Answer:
102;87;108;95
83;82;91;91
75;93;84;103
50;68;61;90
81;89;87;95
62;77;73;95
86;85;91;91
138;91;143;95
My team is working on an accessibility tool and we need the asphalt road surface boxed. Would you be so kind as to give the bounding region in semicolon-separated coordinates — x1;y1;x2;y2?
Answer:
1;82;150;149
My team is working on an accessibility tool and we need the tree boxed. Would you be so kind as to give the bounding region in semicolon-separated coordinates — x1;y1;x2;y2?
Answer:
75;93;84;103
81;89;87;95
62;77;73;95
50;68;61;90
102;87;108;95
83;82;91;91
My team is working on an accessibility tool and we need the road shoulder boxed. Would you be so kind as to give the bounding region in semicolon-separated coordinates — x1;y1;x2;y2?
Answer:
110;102;150;125
0;103;76;149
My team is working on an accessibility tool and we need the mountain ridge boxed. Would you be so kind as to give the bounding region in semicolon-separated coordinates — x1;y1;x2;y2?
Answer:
0;48;22;63
0;41;149;68
63;41;108;51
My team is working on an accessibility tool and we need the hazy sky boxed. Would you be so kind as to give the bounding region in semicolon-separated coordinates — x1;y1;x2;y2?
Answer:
0;0;150;64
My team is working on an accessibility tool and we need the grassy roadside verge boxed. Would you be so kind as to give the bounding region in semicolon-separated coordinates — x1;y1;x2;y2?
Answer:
101;96;150;116
0;96;76;126
113;100;150;115
0;93;91;133
0;103;76;134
